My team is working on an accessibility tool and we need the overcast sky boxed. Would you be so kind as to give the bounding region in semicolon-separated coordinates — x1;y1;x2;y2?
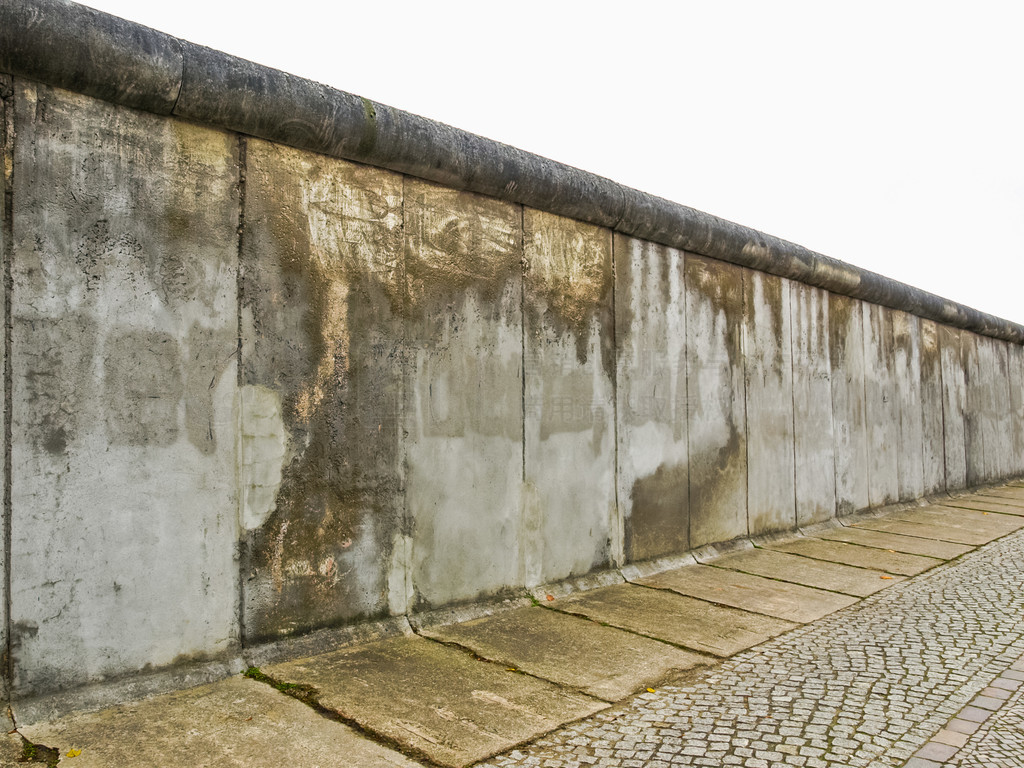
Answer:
83;0;1024;324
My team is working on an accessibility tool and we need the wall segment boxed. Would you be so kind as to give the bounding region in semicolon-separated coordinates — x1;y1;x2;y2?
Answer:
1;0;1023;706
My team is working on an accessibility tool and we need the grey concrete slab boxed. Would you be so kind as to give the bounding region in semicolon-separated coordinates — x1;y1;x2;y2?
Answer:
423;605;708;702
0;78;8;703
990;341;1015;480
973;488;1024;503
850;517;999;546
614;235;690;562
241;138;406;638
1009;343;1024;476
404;179;525;607
265;634;605;768
523;209;616;585
891;506;1024;534
920;319;947;494
743;271;796;535
863;304;900;508
685;254;748;546
709;548;903;597
551;583;797;657
940;498;1024;516
766;537;942;576
19;676;418;768
829;294;870;515
1;733;24;766
939;324;968;491
893;311;925;502
962;332;987;486
636;563;857;623
10;82;240;696
791;284;836;526
813;526;973;559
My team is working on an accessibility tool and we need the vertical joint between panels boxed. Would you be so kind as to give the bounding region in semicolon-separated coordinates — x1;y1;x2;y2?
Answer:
2;78;15;692
609;233;621;567
234;134;248;648
788;287;799;529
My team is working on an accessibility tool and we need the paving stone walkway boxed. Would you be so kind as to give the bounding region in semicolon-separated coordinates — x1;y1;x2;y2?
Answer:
479;524;1024;768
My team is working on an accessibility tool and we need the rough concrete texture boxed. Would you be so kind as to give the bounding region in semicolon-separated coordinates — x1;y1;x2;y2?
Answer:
743;271;796;535
523;209;615;584
264;634;606;768
422;605;709;702
10;82;240;696
863;303;900;507
1010;343;1024;474
550;583;797;657
767;536;942;576
685;254;747;546
920;319;947;493
940;324;969;488
404;179;524;608
1;74;10;702
892;506;1024;537
894;311;926;501
19;675;419;767
708;548;903;597
815;525;973;559
829;294;870;515
636;564;857;623
615;235;690;562
945;498;1024;516
791;283;836;526
240;138;405;640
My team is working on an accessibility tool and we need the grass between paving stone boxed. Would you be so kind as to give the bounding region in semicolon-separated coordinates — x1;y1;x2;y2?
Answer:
19;735;60;767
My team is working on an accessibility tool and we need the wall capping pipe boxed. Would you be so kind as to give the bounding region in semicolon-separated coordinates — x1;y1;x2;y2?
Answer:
2;0;1022;344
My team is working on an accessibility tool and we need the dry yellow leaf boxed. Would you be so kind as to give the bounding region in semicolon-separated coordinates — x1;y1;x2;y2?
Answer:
67;748;82;758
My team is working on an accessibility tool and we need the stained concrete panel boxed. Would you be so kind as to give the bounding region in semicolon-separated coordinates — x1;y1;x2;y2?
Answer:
893;311;925;501
615;235;689;562
240;139;405;639
743;271;796;534
939;325;968;490
863;304;900;507
10;83;240;696
637;564;856;623
989;341;1014;481
791;284;836;526
829;294;869;515
404;180;524;608
423;605;707;702
552;583;796;657
523;209;615;584
1008;343;1024;476
962;332;987;486
265;634;606;768
814;526;972;559
685;254;747;546
20;676;419;768
920;320;946;494
766;537;941;576
709;548;902;597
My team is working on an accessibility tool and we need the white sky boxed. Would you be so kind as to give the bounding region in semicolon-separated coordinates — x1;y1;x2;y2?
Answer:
83;0;1024;324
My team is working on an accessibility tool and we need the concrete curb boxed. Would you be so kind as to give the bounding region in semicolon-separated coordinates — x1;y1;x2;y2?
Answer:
2;0;1022;343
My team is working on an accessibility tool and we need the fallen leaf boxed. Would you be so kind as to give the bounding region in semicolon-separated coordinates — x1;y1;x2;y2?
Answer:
67;749;82;758
646;688;656;693
880;575;894;580
545;595;554;601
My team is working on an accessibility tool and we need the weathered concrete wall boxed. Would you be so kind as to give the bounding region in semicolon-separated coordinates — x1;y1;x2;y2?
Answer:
2;7;1024;704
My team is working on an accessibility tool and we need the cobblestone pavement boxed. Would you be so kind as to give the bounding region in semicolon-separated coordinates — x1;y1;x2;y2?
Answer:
950;668;1024;768
477;528;1024;768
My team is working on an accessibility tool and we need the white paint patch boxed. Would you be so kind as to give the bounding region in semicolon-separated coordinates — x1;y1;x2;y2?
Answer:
239;385;288;530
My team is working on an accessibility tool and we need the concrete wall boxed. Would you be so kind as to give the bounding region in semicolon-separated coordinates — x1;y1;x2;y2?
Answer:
2;63;1024;702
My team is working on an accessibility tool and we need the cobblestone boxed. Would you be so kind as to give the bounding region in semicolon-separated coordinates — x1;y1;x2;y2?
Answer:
478;528;1024;767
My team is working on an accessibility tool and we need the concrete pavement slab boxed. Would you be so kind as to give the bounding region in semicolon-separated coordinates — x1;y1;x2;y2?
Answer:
635;563;857;623
851;517;1003;546
890;506;1024;534
263;633;605;768
765;536;943;576
421;605;709;702
18;675;418;768
707;547;904;596
972;488;1024;503
550;583;797;657
1;734;29;766
940;497;1024;516
813;525;973;558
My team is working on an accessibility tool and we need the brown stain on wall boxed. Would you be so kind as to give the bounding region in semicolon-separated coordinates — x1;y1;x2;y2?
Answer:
625;461;689;561
241;141;405;640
